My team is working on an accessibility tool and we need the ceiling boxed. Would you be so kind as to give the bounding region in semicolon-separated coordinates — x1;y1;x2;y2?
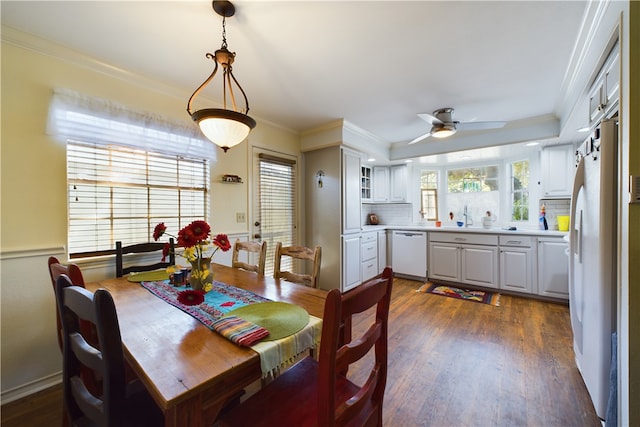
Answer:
1;1;590;161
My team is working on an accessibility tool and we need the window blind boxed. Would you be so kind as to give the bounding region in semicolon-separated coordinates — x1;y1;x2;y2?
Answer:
257;153;297;275
68;142;209;256
47;89;211;257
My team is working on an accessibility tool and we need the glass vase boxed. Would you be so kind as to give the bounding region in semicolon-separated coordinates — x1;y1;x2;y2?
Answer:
189;256;213;291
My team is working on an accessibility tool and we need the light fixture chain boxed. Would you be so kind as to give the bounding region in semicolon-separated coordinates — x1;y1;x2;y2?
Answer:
221;16;228;49
188;0;256;152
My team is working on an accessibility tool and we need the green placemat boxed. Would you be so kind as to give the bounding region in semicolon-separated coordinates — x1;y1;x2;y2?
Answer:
127;269;170;282
224;302;309;341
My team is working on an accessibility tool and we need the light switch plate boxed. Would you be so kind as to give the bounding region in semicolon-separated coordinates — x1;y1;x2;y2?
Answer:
236;212;246;223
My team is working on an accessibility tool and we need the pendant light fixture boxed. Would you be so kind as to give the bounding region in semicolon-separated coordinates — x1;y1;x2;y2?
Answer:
187;1;256;152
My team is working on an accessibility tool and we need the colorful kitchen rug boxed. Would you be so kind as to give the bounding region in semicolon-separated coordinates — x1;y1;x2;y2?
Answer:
417;283;500;306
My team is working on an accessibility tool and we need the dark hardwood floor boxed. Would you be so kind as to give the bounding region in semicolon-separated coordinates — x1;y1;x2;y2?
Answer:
1;277;600;427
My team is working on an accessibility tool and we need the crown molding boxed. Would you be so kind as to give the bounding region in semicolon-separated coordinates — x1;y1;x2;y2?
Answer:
1;25;293;135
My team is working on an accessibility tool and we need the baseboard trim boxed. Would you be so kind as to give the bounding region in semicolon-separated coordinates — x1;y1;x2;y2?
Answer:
1;372;62;404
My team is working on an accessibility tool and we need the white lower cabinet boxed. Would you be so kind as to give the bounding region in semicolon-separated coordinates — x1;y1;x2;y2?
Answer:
361;232;378;282
377;230;387;274
426;231;567;299
342;234;361;291
461;245;499;288
428;233;498;289
428;242;460;282
537;237;569;299
499;236;536;294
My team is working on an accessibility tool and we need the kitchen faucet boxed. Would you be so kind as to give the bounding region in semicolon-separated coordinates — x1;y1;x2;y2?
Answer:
463;205;473;227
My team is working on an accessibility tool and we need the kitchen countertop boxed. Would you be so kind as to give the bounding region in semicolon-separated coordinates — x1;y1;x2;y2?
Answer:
361;224;567;237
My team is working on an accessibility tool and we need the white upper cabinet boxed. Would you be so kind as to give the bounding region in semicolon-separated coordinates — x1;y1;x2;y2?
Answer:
389;165;408;202
372;167;390;202
372;164;407;203
588;43;619;126
540;144;574;198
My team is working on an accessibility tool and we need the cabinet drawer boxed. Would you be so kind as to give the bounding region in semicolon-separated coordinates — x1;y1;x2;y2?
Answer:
499;235;533;247
429;232;497;246
361;240;377;261
361;232;377;244
361;259;378;282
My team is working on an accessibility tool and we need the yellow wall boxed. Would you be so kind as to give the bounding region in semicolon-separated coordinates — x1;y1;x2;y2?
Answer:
0;39;300;396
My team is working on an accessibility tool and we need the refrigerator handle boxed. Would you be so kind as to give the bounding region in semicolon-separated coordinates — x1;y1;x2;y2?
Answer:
570;157;585;263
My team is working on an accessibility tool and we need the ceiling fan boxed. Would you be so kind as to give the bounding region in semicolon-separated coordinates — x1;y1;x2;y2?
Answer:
409;108;506;144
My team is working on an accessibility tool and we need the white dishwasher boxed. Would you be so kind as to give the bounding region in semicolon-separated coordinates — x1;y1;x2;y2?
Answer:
391;230;427;279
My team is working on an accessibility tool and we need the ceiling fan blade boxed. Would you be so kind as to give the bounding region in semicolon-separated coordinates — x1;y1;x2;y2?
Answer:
417;113;443;125
408;132;432;144
457;121;506;131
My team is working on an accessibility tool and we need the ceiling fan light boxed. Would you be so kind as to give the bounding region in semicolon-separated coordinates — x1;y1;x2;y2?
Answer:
191;108;256;152
431;124;457;138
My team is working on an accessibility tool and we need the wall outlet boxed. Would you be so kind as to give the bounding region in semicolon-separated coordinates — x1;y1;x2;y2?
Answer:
236;212;246;223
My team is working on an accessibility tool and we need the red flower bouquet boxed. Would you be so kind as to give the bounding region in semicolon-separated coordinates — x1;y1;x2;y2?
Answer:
153;221;231;291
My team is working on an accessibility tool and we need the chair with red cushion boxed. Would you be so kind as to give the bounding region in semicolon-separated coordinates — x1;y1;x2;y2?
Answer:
219;266;393;427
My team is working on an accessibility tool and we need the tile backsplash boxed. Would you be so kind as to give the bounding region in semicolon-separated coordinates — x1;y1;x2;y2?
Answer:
362;199;571;230
539;198;571;230
362;203;413;226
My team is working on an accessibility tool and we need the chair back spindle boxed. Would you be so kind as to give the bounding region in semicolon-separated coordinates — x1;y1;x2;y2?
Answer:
231;239;267;275
274;242;321;288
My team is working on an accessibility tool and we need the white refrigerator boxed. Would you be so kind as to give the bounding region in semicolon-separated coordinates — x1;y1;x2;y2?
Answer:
569;117;617;420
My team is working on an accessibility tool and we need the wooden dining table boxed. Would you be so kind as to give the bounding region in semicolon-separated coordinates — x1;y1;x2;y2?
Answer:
85;263;328;427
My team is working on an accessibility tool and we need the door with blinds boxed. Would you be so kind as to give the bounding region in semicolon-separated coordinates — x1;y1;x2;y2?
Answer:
252;149;297;276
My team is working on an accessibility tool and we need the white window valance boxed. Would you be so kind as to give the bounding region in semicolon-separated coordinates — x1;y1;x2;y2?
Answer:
46;88;216;160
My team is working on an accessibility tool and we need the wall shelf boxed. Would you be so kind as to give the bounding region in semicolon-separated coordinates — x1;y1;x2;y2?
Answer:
221;174;243;184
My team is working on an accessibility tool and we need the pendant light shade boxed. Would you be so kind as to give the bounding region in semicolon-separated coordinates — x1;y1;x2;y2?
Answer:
187;1;256;152
191;109;255;150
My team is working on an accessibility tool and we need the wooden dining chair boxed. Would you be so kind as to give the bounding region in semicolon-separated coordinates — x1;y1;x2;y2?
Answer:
55;275;164;427
231;239;267;275
48;257;89;352
115;238;175;277
273;242;322;288
48;257;98;427
219;267;393;427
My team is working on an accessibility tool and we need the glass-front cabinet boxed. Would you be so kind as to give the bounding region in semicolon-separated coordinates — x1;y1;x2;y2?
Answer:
361;165;372;201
